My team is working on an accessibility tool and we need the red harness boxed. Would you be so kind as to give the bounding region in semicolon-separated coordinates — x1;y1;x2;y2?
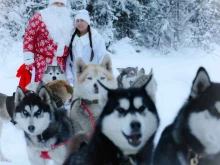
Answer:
41;100;95;160
81;102;95;136
40;139;70;159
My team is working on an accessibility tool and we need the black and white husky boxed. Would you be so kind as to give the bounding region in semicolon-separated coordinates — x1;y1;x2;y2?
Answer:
64;72;159;165
14;86;74;165
153;67;220;165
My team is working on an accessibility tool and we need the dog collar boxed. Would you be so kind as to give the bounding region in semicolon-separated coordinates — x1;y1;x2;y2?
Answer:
187;148;208;165
53;94;63;108
81;98;98;105
71;98;99;107
173;133;208;165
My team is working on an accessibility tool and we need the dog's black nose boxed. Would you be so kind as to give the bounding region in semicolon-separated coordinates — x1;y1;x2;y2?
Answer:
52;76;57;80
130;121;141;132
28;125;35;133
94;83;98;88
94;83;99;93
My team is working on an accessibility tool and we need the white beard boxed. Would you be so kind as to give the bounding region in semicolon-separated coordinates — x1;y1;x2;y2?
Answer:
40;6;74;56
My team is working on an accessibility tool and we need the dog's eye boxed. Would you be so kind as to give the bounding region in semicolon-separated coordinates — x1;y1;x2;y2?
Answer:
116;107;126;113
129;72;134;76
23;110;29;116
138;105;145;111
56;73;59;75
100;77;105;80
36;110;42;115
87;77;92;80
49;73;52;75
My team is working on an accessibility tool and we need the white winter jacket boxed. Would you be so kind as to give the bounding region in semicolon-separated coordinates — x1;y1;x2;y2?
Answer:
66;27;106;86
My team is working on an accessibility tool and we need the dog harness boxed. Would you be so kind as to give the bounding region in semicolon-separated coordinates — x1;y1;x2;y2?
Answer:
71;98;97;136
38;134;70;159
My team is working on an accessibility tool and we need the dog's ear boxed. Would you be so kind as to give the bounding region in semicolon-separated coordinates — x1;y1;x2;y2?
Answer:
137;68;145;77
101;54;112;73
76;57;86;78
57;65;64;73
14;86;25;106
38;86;51;105
135;67;138;72
140;68;145;74
144;70;157;103
190;67;211;99
117;68;124;73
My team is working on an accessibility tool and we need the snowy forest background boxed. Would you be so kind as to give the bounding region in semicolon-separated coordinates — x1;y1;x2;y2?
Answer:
1;0;220;57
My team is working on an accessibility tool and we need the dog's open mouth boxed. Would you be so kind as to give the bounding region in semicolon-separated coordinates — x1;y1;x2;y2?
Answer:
122;131;142;147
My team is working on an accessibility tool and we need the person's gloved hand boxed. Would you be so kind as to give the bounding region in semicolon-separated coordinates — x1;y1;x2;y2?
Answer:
24;52;34;65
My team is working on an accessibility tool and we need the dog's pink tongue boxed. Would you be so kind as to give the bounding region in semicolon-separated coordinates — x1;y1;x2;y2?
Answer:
130;133;141;142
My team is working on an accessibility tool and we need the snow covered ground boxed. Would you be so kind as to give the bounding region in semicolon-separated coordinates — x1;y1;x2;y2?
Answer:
0;38;220;164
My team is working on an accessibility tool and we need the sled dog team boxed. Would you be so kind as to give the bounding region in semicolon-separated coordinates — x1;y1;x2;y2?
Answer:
0;55;219;165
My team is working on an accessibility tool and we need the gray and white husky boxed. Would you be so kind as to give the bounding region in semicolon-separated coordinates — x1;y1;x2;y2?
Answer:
14;86;74;165
27;65;67;91
64;72;159;165
117;67;153;88
0;92;15;162
42;65;66;83
153;67;220;165
70;54;118;135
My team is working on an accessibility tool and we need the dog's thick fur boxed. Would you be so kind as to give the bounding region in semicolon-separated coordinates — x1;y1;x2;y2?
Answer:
64;73;159;165
0;92;15;162
42;65;66;83
117;67;154;88
70;54;117;135
14;86;74;165
153;67;220;165
26;80;73;109
26;65;70;108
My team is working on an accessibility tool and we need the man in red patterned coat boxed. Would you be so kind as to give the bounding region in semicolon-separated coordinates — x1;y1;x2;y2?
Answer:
22;0;74;84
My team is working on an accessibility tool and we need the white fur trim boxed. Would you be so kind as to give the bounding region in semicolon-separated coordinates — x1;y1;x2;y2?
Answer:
31;67;36;82
75;9;90;25
23;52;34;65
52;57;58;65
49;0;67;6
55;43;65;57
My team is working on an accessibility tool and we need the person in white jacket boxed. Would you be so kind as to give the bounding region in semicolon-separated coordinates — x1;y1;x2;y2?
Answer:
66;9;106;86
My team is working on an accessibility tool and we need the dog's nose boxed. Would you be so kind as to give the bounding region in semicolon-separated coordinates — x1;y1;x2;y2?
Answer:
52;76;57;80
94;83;98;88
28;125;35;133
94;83;99;93
130;121;141;132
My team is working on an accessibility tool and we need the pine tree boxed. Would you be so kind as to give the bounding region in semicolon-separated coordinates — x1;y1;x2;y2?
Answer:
87;0;116;47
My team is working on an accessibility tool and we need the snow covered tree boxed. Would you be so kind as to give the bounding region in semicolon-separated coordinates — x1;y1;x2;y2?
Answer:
185;0;220;50
112;0;143;39
86;0;116;47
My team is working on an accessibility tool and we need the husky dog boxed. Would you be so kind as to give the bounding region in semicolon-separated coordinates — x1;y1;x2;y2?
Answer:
14;86;74;165
0;92;15;162
64;72;159;165
117;67;153;88
26;65;67;92
27;80;73;109
153;67;220;165
26;65;72;109
70;54;117;135
42;65;66;83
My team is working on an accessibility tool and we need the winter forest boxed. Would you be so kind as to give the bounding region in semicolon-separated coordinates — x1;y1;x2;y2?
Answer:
1;0;220;56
